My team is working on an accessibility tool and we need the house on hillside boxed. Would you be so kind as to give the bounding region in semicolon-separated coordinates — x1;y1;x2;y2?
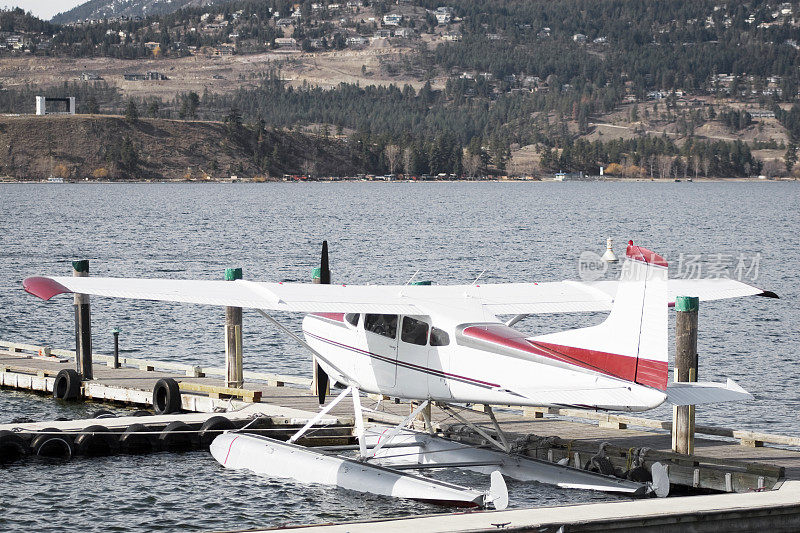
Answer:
383;13;402;26
275;37;298;49
347;35;369;46
123;72;168;81
435;12;451;24
213;43;236;55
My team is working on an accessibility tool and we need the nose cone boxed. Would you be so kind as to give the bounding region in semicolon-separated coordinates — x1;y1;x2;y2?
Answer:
209;432;235;466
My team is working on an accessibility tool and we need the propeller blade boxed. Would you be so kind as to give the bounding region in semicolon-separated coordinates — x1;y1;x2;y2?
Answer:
316;240;331;404
319;240;330;285
316;360;329;404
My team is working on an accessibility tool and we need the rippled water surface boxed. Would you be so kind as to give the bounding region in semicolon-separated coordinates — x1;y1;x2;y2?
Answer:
0;181;798;530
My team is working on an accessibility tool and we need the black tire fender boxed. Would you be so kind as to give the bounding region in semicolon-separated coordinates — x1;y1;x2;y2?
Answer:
199;416;235;447
74;424;116;457
53;369;81;400
627;465;652;483
158;420;193;452
152;378;181;415
584;456;616;476
0;430;28;464
120;423;153;454
31;428;73;460
92;410;116;419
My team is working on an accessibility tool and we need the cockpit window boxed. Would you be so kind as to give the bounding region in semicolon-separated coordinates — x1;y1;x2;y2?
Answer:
345;313;360;327
401;316;429;346
430;327;450;346
364;314;398;339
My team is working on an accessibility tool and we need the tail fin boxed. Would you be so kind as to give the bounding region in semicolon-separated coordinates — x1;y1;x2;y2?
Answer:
531;241;668;390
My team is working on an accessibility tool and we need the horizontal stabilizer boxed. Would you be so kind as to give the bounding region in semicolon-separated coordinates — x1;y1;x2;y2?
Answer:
666;378;752;405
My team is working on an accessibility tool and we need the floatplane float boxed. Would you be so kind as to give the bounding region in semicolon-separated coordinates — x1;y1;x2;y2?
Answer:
23;241;776;509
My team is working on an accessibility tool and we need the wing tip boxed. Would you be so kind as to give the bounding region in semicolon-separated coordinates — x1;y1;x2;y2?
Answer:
23;276;72;300
758;290;780;299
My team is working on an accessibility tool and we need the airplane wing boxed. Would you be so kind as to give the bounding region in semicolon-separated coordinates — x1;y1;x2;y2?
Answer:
23;275;775;315
587;278;776;307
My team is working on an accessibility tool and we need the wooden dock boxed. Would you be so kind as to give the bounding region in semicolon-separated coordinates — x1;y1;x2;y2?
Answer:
257;480;800;532
2;339;800;498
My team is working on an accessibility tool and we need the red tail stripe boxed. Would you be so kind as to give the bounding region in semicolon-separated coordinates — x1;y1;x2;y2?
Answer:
633;358;669;390
462;325;668;390
626;242;668;267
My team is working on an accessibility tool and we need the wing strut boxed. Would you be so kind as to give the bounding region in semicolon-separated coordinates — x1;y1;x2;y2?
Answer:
289;385;353;444
255;309;351;385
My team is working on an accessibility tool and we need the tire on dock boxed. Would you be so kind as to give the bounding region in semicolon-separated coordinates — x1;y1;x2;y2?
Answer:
74;425;116;457
119;423;153;454
53;369;81;401
31;428;73;460
0;430;28;463
158;421;194;452
199;416;235;447
131;410;152;417
152;378;181;415
92;410;116;419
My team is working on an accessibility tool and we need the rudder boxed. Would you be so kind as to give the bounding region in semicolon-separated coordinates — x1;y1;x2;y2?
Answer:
530;241;669;390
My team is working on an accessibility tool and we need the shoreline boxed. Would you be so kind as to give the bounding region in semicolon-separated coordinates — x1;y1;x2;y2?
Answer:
1;177;795;184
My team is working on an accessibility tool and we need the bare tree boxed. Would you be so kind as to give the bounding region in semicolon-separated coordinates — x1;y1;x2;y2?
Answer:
692;154;701;180
762;159;781;178
301;159;316;178
701;156;710;178
657;155;674;179
402;147;414;176
384;144;400;175
463;153;481;178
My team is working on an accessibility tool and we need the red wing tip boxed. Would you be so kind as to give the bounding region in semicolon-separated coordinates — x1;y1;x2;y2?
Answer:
625;242;668;268
23;277;72;300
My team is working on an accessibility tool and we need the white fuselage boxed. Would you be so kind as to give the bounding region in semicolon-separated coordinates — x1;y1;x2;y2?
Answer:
302;312;666;412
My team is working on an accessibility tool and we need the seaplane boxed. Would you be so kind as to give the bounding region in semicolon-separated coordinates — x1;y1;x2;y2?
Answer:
22;241;777;509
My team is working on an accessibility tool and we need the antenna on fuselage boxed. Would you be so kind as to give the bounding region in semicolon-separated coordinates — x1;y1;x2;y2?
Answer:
312;240;331;404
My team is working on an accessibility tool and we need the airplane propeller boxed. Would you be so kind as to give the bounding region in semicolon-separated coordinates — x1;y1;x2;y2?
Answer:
314;240;331;404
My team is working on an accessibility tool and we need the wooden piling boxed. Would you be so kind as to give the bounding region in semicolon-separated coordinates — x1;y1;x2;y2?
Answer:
224;268;243;389
111;328;120;369
73;260;92;380
672;295;699;455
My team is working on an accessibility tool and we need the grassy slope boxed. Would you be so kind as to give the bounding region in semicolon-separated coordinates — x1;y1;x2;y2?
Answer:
0;114;363;180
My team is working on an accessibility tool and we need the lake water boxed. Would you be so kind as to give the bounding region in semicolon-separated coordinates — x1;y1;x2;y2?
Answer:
0;181;798;530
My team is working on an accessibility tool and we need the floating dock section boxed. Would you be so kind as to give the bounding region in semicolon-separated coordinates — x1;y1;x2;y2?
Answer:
4;338;800;528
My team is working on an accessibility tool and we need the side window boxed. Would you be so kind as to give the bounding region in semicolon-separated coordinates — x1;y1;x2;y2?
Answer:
430;327;450;346
401;316;429;346
345;313;360;327
364;314;398;339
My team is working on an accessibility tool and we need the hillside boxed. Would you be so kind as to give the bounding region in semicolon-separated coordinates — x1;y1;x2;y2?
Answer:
51;0;222;24
0;115;367;180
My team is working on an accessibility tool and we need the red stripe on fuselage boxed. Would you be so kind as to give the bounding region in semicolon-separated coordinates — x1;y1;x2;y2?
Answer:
310;312;345;322
461;324;668;391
